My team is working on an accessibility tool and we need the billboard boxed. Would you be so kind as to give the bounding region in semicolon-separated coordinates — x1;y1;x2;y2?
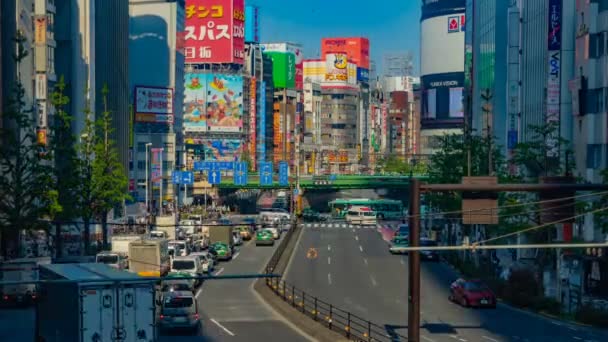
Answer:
321;37;370;69
261;43;304;89
420;13;465;76
183;73;209;132
249;77;257;163
324;53;348;83
548;0;561;50
201;139;242;161
264;51;296;89
135;86;174;123
257;81;266;162
184;0;245;64
151;148;163;186
244;5;259;43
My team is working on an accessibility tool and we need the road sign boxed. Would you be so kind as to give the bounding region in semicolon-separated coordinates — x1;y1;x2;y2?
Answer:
208;170;221;184
193;161;202;171
279;161;289;186
259;162;273;186
172;171;182;184
181;171;194;185
234;162;248;185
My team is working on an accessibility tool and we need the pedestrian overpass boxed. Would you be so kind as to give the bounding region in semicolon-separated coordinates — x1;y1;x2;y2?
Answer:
211;174;429;190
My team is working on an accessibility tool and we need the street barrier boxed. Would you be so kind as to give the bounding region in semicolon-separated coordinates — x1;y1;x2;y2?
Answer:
262;220;408;341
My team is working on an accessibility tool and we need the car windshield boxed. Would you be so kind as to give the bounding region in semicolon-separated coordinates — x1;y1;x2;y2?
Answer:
96;255;119;264
163;296;194;308
464;282;488;292
172;260;196;270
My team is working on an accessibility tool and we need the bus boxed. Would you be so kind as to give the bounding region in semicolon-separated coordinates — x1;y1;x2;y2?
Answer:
328;199;404;220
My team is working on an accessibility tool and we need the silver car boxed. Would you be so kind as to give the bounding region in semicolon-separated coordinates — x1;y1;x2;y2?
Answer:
158;291;201;333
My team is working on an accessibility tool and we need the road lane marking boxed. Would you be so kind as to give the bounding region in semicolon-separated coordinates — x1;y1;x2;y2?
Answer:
328;245;331;251
359;245;364;252
400;258;405;265
232;252;240;260
328;273;332;285
370;275;377;287
363;258;368;265
210;318;235;336
355;235;359;241
422;336;436;342
482;337;499;342
214;268;224;276
573;337;582;340
328;257;331;265
195;287;203;298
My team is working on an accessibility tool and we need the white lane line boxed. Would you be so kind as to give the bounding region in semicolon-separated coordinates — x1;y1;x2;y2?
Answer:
370;275;377;287
328;273;332;285
328;257;331;265
400;258;405;265
214;268;224;276
355;235;359;241
328;245;331;251
573;337;582;340
459;339;467;342
551;321;563;326
449;336;459;340
568;326;578;331
363;258;368;265
195;287;203;298
210;318;236;336
482;336;499;342
359;245;364;252
232;252;240;260
422;336;436;342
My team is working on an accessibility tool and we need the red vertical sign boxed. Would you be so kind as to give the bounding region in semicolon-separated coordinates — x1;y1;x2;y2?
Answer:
249;77;257;168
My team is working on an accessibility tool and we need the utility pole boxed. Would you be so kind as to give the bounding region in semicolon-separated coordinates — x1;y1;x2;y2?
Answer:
407;181;608;342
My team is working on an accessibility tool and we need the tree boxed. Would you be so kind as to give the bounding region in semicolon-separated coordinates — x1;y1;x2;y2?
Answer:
75;100;96;253
91;85;130;248
0;34;59;258
240;145;254;171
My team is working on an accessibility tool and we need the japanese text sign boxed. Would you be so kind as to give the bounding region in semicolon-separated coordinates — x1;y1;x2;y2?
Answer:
184;0;244;64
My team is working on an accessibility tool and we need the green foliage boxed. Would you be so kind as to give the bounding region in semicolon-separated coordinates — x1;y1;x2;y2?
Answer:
377;154;429;175
240;146;254;171
0;34;58;257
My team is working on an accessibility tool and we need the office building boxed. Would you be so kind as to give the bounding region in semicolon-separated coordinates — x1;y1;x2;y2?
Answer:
420;0;466;153
383;52;414;77
301;81;322;174
129;0;185;203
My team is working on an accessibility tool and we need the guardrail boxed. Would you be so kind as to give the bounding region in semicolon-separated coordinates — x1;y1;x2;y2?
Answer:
262;220;408;342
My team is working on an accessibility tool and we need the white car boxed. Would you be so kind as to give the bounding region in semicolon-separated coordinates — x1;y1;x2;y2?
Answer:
232;231;243;246
169;240;189;256
189;252;214;273
170;256;203;287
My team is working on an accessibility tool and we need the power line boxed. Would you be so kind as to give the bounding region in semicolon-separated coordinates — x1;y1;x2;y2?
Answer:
396;242;608;252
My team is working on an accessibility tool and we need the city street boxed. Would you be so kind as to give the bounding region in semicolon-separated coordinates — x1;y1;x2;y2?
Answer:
159;232;311;342
285;222;608;342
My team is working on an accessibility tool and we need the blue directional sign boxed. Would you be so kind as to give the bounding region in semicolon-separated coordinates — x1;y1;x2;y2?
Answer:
279;161;289;186
234;162;248;185
208;170;222;184
193;161;202;171
181;171;194;185
259;162;273;186
172;171;182;184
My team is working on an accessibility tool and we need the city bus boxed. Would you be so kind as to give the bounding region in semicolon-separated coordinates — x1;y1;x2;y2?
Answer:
328;199;404;220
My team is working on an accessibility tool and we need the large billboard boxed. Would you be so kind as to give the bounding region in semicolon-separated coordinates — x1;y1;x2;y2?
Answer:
264;51;296;89
244;5;259;43
321;37;370;69
325;53;348;83
134;86;174;123
249;77;257;163
420;13;465;76
257;81;266;162
261;43;304;89
184;0;245;64
201;139;242;161
183;73;243;132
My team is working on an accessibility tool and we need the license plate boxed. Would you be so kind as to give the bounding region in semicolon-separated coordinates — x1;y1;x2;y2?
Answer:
480;299;488;304
174;317;187;322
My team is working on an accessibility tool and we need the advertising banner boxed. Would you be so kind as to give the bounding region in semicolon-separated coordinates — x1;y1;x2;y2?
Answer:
321;37;370;69
546;0;561;157
249;77;257;164
264;51;296;89
151;148;163;186
257;81;266;162
244;5;259;43
34;16;47;45
135;113;174;123
135;86;174;114
207;74;243;132
262;44;302;89
325;54;348;83
35;74;47;100
449;87;464;118
201;139;242;161
184;73;209;132
184;0;244;64
548;0;562;50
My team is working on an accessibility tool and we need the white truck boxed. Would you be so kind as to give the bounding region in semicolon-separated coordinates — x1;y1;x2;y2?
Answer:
95;235;142;270
0;257;51;307
36;263;156;342
129;239;170;277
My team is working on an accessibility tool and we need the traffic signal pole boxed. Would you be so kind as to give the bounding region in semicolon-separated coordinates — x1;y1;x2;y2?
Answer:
407;181;608;342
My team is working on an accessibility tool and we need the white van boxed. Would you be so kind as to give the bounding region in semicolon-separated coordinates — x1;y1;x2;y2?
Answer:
170;256;203;287
345;206;378;225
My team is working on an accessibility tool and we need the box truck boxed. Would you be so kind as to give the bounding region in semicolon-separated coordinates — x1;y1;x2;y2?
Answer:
128;239;170;277
36;263;156;342
0;257;51;307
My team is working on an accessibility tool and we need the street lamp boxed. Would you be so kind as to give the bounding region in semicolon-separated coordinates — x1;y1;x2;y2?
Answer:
145;143;152;219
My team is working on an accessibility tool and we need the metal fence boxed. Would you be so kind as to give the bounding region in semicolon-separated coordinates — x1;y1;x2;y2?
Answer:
262;221;407;342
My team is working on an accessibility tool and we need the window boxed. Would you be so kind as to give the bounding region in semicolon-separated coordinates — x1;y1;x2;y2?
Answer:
586;144;602;168
137;142;147;152
589;33;605;58
163;142;174;153
585;88;601;113
137;161;145;170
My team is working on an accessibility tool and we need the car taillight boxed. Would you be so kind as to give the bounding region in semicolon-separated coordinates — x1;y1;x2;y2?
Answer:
31;294;37;300
3;295;8;301
159;314;164;320
193;313;199;320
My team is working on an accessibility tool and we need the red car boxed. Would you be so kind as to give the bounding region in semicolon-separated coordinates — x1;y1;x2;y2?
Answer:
449;278;497;308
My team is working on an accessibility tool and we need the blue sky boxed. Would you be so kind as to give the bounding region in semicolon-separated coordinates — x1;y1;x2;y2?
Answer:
252;0;421;75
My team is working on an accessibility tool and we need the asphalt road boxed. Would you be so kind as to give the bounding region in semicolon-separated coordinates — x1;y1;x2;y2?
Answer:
159;231;311;342
285;222;608;342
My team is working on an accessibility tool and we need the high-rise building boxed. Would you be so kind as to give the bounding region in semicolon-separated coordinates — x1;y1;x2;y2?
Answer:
95;0;130;175
301;80;322;174
129;0;185;203
419;0;466;154
383;52;413;77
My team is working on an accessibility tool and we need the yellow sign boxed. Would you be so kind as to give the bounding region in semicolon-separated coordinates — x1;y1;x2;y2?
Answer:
306;248;318;259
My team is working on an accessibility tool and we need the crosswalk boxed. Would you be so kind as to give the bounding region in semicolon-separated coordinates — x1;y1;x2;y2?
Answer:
300;222;402;230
